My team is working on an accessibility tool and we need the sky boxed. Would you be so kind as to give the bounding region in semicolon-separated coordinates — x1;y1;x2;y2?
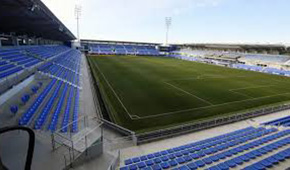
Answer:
41;0;290;44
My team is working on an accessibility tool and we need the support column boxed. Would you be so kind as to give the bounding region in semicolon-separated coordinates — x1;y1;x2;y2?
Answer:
12;36;19;46
0;39;2;47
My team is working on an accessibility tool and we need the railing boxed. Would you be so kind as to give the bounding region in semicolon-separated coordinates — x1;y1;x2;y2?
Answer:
51;115;103;169
107;150;120;170
135;103;290;144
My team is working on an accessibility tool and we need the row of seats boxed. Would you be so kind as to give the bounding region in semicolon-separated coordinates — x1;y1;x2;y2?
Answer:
9;82;42;114
232;63;290;76
89;44;160;56
241;54;290;64
120;127;275;169
263;115;290;127
39;50;81;86
19;79;57;126
206;129;290;170
120;127;290;170
166;54;290;78
34;81;63;130
52;50;81;74
243;147;290;170
17;78;80;132
173;49;290;64
72;88;79;132
26;45;70;59
41;64;80;86
0;52;41;68
232;64;263;72
0;45;71;81
61;85;74;132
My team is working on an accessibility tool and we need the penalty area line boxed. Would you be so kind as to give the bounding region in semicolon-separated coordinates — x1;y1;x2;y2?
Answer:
164;82;213;106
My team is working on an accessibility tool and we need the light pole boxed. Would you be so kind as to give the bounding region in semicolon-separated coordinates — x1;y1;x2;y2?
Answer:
165;17;172;45
75;5;82;41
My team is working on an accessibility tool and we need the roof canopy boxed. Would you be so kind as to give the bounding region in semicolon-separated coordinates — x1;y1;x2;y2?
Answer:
0;0;76;41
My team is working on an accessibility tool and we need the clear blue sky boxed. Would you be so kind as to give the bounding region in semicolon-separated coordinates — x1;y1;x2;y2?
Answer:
42;0;290;44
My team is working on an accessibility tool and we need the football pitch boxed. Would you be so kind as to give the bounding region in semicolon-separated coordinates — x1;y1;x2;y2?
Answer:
88;55;290;133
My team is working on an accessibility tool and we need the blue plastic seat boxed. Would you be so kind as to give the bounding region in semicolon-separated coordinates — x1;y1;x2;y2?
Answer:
203;157;212;164
169;160;177;167
217;163;229;170
233;157;243;165
186;162;197;170
120;166;129;170
161;156;169;161
10;105;18;114
253;162;266;170
195;160;205;167
190;153;199;159
183;155;192;162
145;160;154;166
128;164;138;170
147;154;155;159
153;158;161;164
225;160;236;168
137;162;146;168
260;159;272;168
207;166;220;170
154;152;161;157
160;162;170;169
176;157;185;164
151;164;161;170
175;152;183;157
273;154;284;161
266;157;279;164
178;165;189;170
168;154;176;159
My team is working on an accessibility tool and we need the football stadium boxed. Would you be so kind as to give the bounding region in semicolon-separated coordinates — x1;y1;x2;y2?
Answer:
1;0;290;170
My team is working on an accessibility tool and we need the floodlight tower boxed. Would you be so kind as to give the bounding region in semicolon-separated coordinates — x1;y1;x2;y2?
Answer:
75;5;82;41
165;17;172;45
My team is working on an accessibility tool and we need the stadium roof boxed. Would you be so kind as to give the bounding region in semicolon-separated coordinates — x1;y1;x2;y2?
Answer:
0;0;76;41
81;39;161;46
182;43;286;50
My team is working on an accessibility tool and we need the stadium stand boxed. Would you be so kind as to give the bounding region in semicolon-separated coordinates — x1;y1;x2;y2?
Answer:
240;54;290;64
120;127;290;170
1;1;290;170
170;48;290;77
89;43;160;56
39;50;81;86
0;43;81;133
115;45;127;55
12;48;82;132
263;116;290;127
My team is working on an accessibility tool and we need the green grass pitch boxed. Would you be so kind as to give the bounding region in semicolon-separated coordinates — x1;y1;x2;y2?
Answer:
88;55;290;133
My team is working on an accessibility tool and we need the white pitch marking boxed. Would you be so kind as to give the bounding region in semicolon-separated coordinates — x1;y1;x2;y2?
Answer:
92;60;133;119
228;90;254;99
134;92;290;120
229;85;275;91
164;82;213;105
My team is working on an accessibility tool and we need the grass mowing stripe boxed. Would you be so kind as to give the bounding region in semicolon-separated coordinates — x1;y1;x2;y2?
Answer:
88;55;290;132
91;57;133;119
134;91;290;119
